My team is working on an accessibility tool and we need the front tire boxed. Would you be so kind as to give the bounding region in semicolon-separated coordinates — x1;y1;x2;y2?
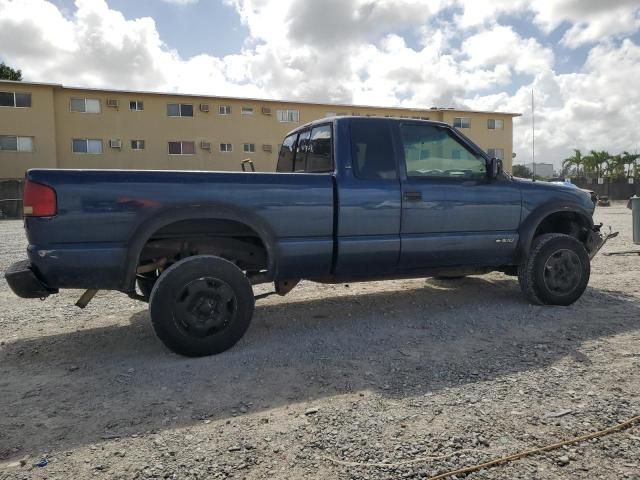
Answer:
149;255;255;356
518;233;590;306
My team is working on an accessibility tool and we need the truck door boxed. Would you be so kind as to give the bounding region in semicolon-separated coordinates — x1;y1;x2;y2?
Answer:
334;118;402;276
397;122;521;269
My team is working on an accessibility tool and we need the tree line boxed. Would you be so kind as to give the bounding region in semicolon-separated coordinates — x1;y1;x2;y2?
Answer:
0;62;22;81
561;149;639;179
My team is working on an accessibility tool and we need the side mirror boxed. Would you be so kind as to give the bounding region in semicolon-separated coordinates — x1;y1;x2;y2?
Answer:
488;157;503;179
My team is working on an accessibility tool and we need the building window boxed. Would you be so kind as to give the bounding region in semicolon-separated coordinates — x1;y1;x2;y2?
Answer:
453;117;470;128
168;141;195;155
70;98;101;113
243;143;255;153
0;135;34;152
487;119;504;130
487;148;505;160
241;106;254;115
167;103;193;117
72;139;103;154
219;105;232;115
276;109;299;123
131;140;145;150
220;143;233;152
129;100;144;111
0;91;32;108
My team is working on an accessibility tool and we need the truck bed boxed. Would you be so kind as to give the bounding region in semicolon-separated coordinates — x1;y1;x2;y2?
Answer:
25;169;335;290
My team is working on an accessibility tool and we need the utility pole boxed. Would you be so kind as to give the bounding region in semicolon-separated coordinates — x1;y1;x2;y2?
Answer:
531;90;536;181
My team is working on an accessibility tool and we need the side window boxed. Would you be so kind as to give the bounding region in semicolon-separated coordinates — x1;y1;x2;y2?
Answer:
305;124;332;172
276;125;333;173
293;129;310;172
350;119;396;180
276;133;297;172
400;124;486;179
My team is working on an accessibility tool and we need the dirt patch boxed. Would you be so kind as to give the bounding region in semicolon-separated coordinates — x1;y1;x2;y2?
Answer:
1;204;639;479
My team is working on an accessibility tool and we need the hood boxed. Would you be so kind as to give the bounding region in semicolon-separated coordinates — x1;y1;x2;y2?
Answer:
511;176;596;213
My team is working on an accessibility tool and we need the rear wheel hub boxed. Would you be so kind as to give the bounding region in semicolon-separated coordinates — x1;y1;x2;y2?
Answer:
173;277;237;338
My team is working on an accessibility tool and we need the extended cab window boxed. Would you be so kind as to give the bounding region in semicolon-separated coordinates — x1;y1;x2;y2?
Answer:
305;125;332;172
276;133;297;172
277;125;333;173
350;119;396;180
294;130;311;172
400;124;486;180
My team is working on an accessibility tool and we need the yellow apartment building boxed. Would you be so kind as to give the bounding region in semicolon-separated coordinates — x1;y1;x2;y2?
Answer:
0;80;520;180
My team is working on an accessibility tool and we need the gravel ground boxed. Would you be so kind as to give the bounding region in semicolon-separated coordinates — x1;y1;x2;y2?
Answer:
0;203;639;480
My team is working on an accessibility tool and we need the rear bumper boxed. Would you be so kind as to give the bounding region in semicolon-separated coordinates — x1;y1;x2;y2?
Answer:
4;260;58;299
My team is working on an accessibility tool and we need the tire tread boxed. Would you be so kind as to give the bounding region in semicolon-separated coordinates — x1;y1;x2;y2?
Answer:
149;255;254;356
518;233;589;306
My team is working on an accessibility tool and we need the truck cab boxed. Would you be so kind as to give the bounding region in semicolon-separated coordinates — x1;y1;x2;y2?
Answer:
277;117;521;276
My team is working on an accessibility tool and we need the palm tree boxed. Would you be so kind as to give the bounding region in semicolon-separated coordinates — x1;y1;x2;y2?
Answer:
621;151;640;179
609;154;626;179
562;149;584;177
582;153;597;178
585;150;611;178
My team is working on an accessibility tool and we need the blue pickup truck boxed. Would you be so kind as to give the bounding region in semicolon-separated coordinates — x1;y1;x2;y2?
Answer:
5;117;610;356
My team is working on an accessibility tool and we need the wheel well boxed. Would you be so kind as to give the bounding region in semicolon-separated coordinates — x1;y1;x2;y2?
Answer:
533;211;591;243
136;218;270;280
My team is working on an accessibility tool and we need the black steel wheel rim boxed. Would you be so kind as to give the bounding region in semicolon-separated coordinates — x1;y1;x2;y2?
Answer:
542;249;582;296
173;277;238;338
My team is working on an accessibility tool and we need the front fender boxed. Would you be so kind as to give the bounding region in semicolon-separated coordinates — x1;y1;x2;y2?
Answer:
514;202;594;264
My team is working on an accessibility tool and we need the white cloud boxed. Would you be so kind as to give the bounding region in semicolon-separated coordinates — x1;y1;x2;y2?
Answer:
0;0;639;167
454;0;640;48
461;25;554;75
531;0;640;48
467;39;640;165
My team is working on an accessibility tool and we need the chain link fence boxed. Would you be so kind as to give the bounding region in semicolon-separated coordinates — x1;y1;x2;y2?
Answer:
0;180;24;219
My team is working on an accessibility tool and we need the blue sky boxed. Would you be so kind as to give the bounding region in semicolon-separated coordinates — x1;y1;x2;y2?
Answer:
52;0;248;57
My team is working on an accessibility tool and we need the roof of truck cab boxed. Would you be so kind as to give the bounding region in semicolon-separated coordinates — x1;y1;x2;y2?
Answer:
285;116;450;136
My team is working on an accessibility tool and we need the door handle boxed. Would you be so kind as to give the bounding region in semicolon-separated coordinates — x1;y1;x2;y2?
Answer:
403;191;422;201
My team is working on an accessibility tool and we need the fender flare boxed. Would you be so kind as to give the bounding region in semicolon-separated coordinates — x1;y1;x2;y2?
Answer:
120;204;278;291
514;202;594;264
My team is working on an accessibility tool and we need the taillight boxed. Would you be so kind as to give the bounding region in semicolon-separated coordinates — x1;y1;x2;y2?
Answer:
23;180;57;217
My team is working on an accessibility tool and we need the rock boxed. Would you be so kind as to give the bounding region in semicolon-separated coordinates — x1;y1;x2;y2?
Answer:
228;446;241;452
305;408;319;416
546;409;573;418
557;455;570;466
